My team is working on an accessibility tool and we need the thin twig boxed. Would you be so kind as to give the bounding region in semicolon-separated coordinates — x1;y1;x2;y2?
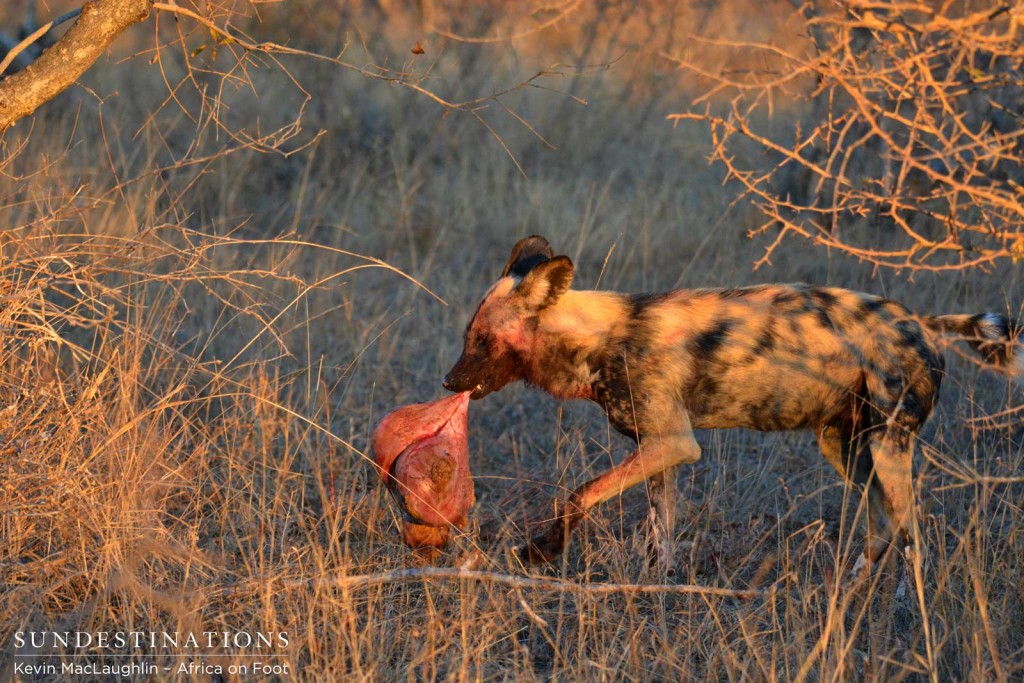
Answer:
428;0;582;44
0;8;82;76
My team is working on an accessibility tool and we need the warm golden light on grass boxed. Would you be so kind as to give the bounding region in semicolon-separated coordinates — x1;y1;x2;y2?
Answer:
1;1;1022;680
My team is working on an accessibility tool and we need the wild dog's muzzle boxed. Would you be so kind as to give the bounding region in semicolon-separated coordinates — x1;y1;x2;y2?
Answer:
442;359;491;399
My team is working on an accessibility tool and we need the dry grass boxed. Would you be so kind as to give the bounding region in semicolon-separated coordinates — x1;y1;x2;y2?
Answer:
1;1;1023;680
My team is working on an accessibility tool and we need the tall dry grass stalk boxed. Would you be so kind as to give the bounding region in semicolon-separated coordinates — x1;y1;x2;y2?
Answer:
1;1;1022;680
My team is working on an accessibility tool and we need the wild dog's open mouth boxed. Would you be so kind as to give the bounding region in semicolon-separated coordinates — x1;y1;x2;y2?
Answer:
445;375;490;399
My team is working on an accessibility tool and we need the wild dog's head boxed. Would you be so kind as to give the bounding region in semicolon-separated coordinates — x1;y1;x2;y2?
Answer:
443;236;573;399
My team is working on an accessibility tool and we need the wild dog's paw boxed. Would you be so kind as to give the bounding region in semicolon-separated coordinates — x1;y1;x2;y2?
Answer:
639;506;677;577
520;498;585;565
843;552;872;589
520;530;567;565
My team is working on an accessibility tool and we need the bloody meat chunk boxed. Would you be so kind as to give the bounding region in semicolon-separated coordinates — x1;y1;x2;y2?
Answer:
371;391;473;548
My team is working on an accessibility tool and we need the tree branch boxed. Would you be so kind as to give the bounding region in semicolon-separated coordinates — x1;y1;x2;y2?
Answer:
272;566;768;600
672;1;1024;271
0;0;155;134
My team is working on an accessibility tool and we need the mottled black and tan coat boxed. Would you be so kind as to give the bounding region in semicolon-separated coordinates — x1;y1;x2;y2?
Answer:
444;236;1022;572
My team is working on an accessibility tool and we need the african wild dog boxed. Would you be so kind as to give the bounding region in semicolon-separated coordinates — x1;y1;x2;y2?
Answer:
443;236;1022;574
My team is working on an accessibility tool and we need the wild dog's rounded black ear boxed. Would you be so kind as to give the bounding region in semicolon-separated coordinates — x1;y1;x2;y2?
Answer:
502;235;554;278
515;255;573;311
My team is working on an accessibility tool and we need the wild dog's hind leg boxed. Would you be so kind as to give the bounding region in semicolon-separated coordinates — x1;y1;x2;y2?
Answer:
864;425;917;560
816;421;876;579
815;423;860;486
862;356;936;567
817;405;926;579
522;432;701;564
842;424;919;585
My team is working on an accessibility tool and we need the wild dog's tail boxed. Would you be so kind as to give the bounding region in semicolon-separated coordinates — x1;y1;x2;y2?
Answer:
924;312;1023;378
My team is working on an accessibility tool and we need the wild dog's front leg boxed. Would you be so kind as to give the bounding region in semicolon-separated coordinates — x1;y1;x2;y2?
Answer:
645;465;679;574
522;433;701;564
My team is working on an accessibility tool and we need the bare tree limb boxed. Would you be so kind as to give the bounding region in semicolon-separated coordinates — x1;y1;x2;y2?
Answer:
0;0;572;172
0;0;154;134
271;566;768;600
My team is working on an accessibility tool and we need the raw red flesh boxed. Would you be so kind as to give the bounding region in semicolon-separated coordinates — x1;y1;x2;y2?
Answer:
371;391;473;548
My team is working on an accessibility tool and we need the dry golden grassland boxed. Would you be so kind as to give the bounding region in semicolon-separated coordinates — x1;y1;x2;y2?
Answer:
1;1;1022;680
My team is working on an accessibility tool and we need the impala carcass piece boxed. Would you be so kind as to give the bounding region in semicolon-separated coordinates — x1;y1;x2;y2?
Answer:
371;391;473;548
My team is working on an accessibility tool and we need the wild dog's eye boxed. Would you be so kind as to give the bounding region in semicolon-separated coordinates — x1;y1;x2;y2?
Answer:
470;333;492;351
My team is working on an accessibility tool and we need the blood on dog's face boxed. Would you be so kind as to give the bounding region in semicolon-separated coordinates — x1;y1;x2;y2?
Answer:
444;257;573;399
